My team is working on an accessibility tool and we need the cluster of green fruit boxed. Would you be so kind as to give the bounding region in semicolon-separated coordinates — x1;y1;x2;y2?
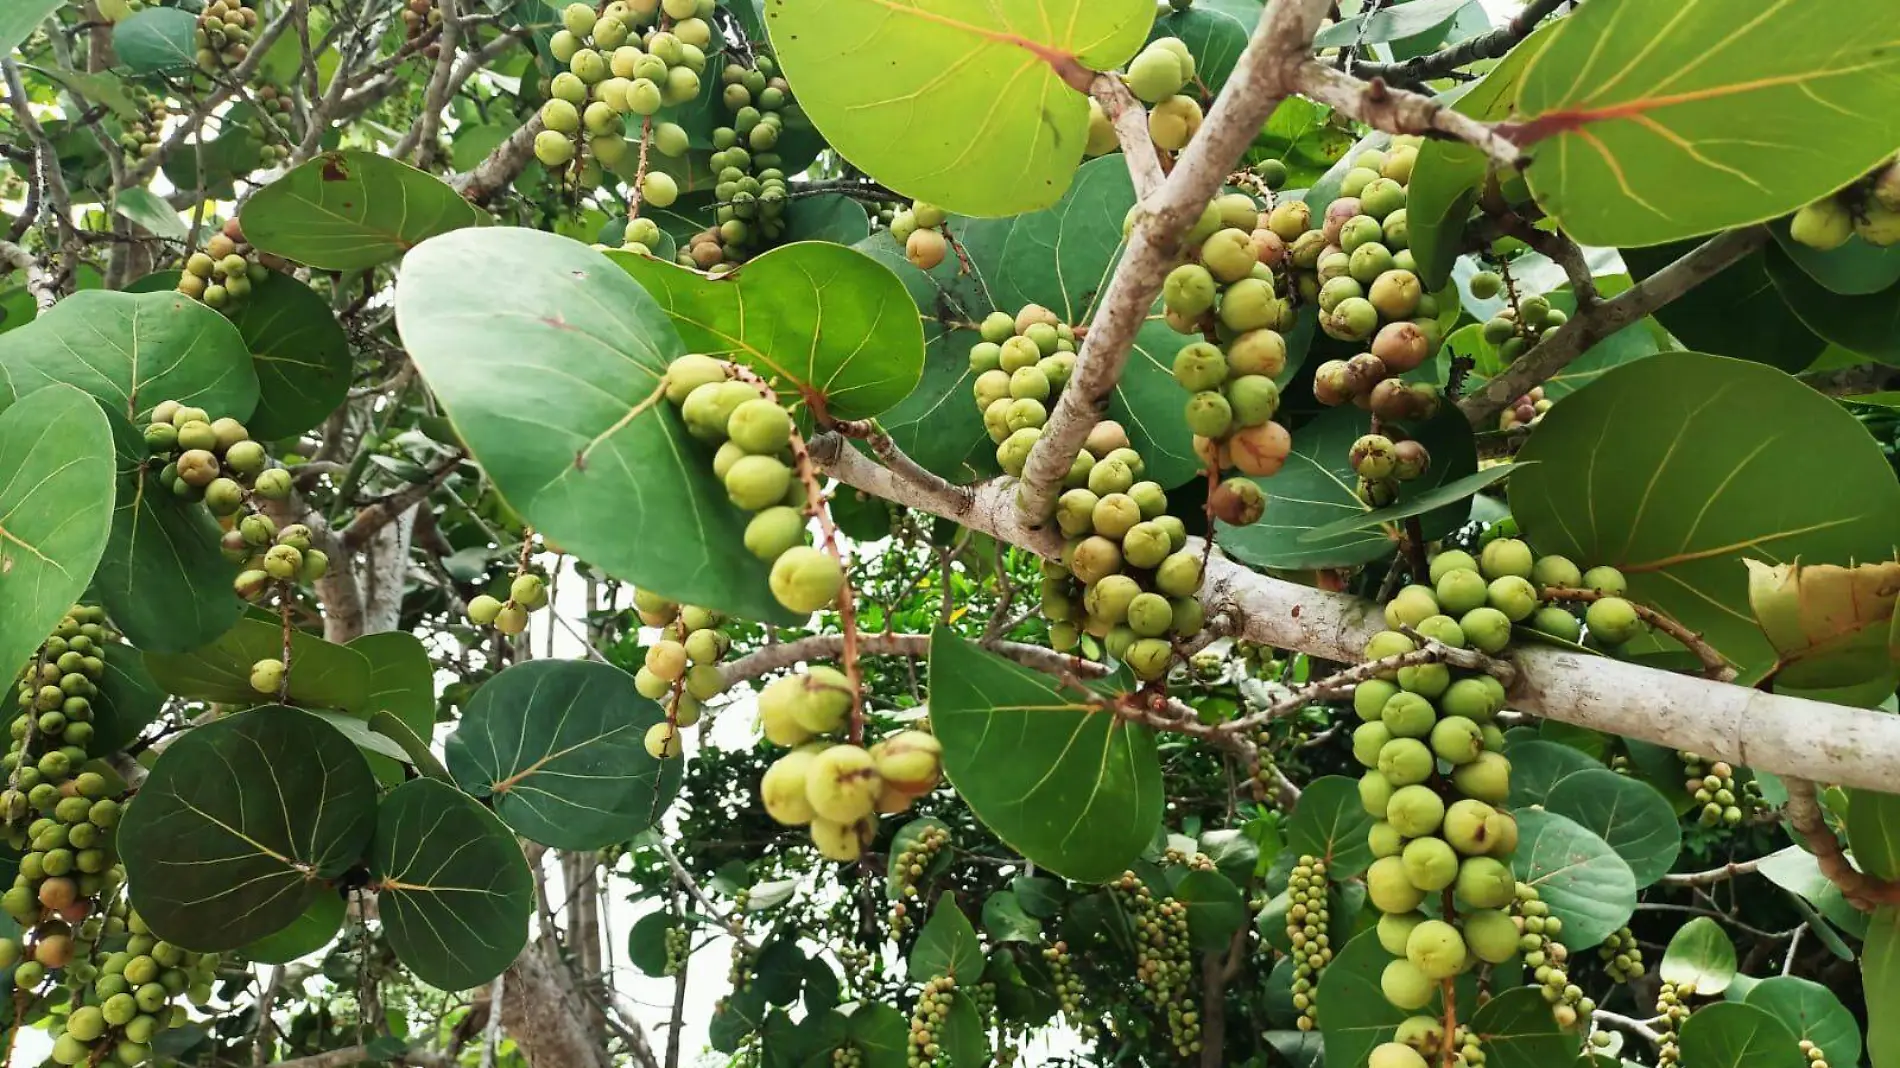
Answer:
632;593;731;758
247;83;293;167
48;910;217;1067
534;0;712;207
1109;871;1200;1058
1496;385;1550;433
906;974;958;1068
1345;430;1432;508
1652;979;1695;1067
1388;540;1644;654
1286;855;1331;1032
891;200;949;272
400;0;442;54
141;400;299;568
662;355;846;616
969;303;1079;458
661;920;689;976
1677;751;1762;828
117;87;167;166
1789;157;1900;250
831;1046;865;1068
1043;422;1210;677
1512;882;1590;1026
887;822;948;932
2;607;113;842
1288;141;1436;339
175;219;266;310
676;52;800;266
194;0;255;71
230;517;329;599
467;570;550;639
1109;37;1201;153
1598;925;1643;983
1799;1039;1830;1068
1041;941;1090;1036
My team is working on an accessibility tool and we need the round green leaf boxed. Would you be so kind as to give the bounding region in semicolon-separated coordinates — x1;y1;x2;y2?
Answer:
1318;930;1452;1068
90;640;165;755
0;383;115;695
1769;219;1900;297
980;890;1042;945
1745;977;1860;1068
243;150;484;271
1299;464;1522;544
1511;352;1900;678
628;910;676;977
782;195;871;245
1660;916;1740;994
1470;986;1580;1068
841;1003;909;1068
1622;242;1824;372
1677;1001;1804;1068
120;705;380;951
908;899;984;982
1511;808;1637;951
1218;404;1478;570
1512;0;1900;247
395;226;793;623
762;0;1153;217
242;892;347;965
1865;908;1900;1068
1544;768;1682;888
143;614;373;711
1175;869;1246;952
112;8;199;73
223;271;355;440
349;632;438;783
369;777;533;991
938;993;988;1068
1504;734;1602;809
1283;775;1376;879
1764;243;1900;363
611;242;925;420
444;659;683;850
927;628;1161;883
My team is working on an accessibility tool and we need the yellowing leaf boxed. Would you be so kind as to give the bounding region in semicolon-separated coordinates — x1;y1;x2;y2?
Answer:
1746;558;1900;689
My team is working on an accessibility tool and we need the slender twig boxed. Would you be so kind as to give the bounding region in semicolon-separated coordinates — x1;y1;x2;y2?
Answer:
1784;777;1900;911
121;4;297;185
1658;858;1763;889
1350;0;1569;85
1090;74;1164;198
1541;585;1735;681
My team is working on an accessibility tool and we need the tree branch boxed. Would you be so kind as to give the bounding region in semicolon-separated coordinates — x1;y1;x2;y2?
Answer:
338;451;466;552
719;631;1108;690
1349;0;1570;85
1461;226;1770;425
1090;74;1164;199
1783;777;1900;911
1012;0;1333;525
1293;61;1522;169
455;114;547;205
269;1045;453;1068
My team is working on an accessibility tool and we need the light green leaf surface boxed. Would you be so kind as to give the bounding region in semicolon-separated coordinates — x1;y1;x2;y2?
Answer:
1744;977;1861;1068
1661;916;1738;993
243;150;483;270
114;188;188;241
1676;1001;1803;1068
908;898;985;981
1470;986;1580;1068
143;614;373;712
1544;768;1681;888
1511;808;1637;950
1283;776;1376;879
111;7;198;73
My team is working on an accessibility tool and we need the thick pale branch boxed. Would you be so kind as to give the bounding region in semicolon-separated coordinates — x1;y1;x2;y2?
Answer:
719;631;1107;689
1294;62;1521;169
1461;227;1770;424
812;437;1900;794
1089;74;1164;199
270;1046;452;1068
456;114;547;205
1012;0;1332;525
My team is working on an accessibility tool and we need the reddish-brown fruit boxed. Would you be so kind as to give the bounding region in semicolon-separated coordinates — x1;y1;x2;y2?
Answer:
1371;321;1432;373
1229;422;1292;477
1209;480;1266;525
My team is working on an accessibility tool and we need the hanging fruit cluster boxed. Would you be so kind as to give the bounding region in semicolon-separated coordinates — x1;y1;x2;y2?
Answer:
906;974;958;1067
1677;752;1762;828
1110;38;1201;153
968;304;1078;465
757;679;942;861
50;910;218;1067
663;356;844;616
194;0;255;71
141;399;300;574
887;822;948;932
1652;978;1694;1067
890;200;949;271
1598;926;1644;983
1789;156;1900;250
175;219;266;310
1109;872;1199;1058
1041;940;1090;1036
631;593;731;759
535;0;709;203
1287;855;1331;1031
400;0;442;54
1042;421;1208;677
681;52;798;266
248;83;293;167
118;87;167;167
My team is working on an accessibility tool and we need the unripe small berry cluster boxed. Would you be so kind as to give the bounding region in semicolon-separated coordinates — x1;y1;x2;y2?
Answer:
4;607;113;838
1789;156;1900;251
1798;1039;1830;1068
400;0;442;54
831;1047;865;1068
1286;855;1331;1031
118;87;167;167
1285;140;1439;349
1477;287;1567;382
1041;941;1090;1036
1497;385;1551;432
1654;978;1696;1067
727;889;753;989
247;83;292;167
676;52;798;266
46;909;218;1066
1514;882;1590;1026
968;303;1079;463
663;355;846;617
1678;752;1761;828
661;921;688;977
1042;422;1208;677
1347;431;1433;509
906;974;957;1068
891;200;949;272
466;569;550;640
1110;872;1200;1058
888;823;948;932
535;0;713;203
630;592;731;759
1108;38;1201;153
194;0;256;71
176;219;265;310
1598;925;1644;983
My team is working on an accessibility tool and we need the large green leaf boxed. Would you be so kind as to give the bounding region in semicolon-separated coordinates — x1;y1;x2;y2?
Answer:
1511;352;1900;678
781;196;872;246
349;632;436;740
1318;930;1453;1068
1744;977;1860;1068
111;7;198;73
224;271;355;440
242;893;347;965
1175;869;1246;952
0;289;258;420
444;659;682;850
1469;986;1579;1068
114;188;188;242
1503;738;1601;808
1868;908;1900;1068
1848;787;1900;880
1756;845;1871;940
119;705;379;951
1246;96;1355;190
908;899;985;981
1314;0;1469;49
1677;1001;1803;1068
369;778;534;991
143;615;373;712
612;242;925;420
1660;916;1738;993
0;384;115;686
1764;243;1900;364
1543;769;1680;888
1511;809;1636;951
1218;404;1477;570
394;227;793;623
762;0;1153;217
243;150;484;271
841;1003;909;1068
927;628;1161;883
1769;219;1900;297
1283;775;1376;879
1622;241;1824;371
1510;0;1900;247
90;640;165;754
